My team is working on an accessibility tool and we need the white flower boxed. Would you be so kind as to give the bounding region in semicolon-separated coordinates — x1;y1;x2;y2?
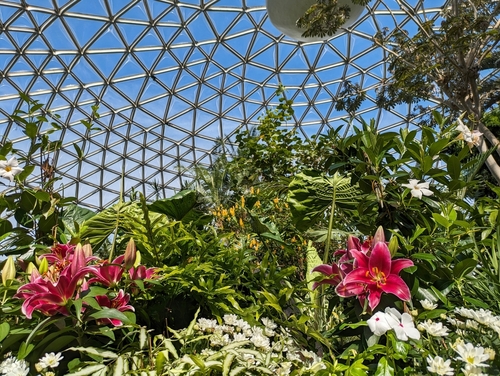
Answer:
250;332;271;350
384;307;421;341
0;157;24;182
197;318;217;332
233;332;247;342
401;179;433;199
38;352;64;369
426;355;454;375
367;311;392;336
418;320;449;337
455;342;490;367
223;314;239;326
462;364;488;376
420;299;438;310
0;357;29;376
456;118;483;147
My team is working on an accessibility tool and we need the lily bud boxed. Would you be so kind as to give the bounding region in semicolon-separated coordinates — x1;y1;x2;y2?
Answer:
2;256;16;287
82;243;93;258
72;244;86;276
388;236;399;257
25;262;37;276
124;238;137;269
39;257;49;274
373;226;385;245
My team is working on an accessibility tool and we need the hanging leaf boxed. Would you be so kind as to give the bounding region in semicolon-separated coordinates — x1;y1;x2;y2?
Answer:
288;170;361;231
148;190;210;224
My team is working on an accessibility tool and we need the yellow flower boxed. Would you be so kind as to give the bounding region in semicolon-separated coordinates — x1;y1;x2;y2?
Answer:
229;207;235;217
239;218;244;227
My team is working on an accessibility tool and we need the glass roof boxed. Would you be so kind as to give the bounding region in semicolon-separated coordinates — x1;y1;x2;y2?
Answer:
0;0;447;209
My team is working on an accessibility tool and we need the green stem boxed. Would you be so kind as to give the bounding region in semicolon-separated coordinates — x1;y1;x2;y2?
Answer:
324;184;337;264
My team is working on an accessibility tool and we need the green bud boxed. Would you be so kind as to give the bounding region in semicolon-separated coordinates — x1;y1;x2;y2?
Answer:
388;236;399;257
25;262;37;276
39;257;49;274
2;256;16;287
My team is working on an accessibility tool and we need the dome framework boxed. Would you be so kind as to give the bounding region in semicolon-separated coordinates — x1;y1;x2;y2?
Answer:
1;0;450;209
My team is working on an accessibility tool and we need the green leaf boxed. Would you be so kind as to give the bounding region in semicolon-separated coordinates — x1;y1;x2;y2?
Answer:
0;322;10;342
34;190;51;202
25;122;38;139
17;341;35;359
417;309;448;320
148;190;209;224
89;308;132;325
156;351;167;374
17;164;35;181
453;258;477;279
411;253;436;261
432;213;450;229
68;346;118;359
73;143;84;159
65;364;107;376
222;353;235;376
112;356;125;376
288;170;361;231
189;354;206;369
0;218;13;236
375;357;394;376
447;155;461;181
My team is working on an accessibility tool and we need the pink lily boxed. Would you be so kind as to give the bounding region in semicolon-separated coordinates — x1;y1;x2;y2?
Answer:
94;290;135;326
312;262;344;290
129;265;157;281
340;241;413;311
15;265;97;319
312;228;386;288
88;256;125;287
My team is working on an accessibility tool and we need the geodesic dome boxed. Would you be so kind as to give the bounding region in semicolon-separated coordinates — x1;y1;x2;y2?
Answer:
0;0;446;209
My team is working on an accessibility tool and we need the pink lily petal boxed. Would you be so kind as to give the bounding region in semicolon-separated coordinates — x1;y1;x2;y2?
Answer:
391;258;414;274
343;268;374;285
368;242;392;277
350;250;369;269
312;264;334;275
336;281;365;297
367;287;382;311
380;275;411;301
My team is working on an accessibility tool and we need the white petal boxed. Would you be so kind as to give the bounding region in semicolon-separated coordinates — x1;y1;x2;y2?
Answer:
420;188;433;197
411;189;423;199
416;182;430;189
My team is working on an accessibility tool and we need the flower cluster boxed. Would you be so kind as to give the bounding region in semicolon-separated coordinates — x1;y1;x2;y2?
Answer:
313;227;414;311
0;356;29;376
188;314;325;375
367;307;420;341
412;306;497;376
0;352;63;376
456;118;483;148
14;241;156;326
452;307;500;336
